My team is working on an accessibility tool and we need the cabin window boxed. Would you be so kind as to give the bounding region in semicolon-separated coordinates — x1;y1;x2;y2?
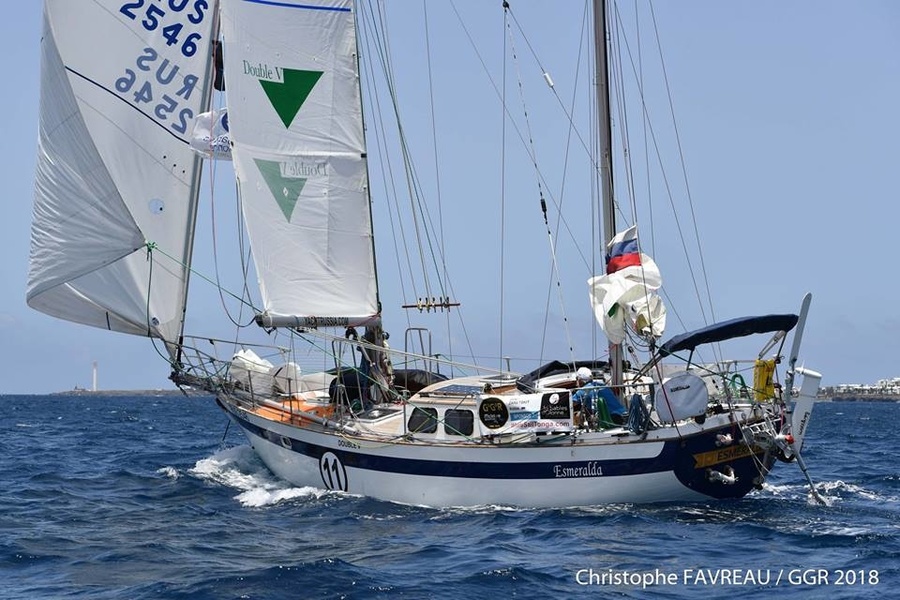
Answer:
407;407;438;434
444;409;474;436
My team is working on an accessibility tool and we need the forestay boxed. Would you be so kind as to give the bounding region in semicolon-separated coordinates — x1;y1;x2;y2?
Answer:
219;0;379;327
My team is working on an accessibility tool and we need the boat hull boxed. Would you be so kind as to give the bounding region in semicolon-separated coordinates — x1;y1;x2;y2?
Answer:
218;397;777;508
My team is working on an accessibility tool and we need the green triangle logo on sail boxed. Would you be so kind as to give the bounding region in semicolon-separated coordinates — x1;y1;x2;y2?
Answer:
254;159;307;221
259;69;324;128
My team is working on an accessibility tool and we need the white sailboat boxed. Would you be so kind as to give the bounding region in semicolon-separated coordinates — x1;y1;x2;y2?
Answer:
29;0;824;507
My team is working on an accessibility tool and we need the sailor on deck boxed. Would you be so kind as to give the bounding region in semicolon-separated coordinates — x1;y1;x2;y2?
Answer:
572;367;627;428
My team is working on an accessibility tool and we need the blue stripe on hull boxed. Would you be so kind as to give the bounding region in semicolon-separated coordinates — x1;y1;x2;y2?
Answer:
224;402;676;479
223;401;773;499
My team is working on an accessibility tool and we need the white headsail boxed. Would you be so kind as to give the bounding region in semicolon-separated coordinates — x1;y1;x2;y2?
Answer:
219;0;379;328
28;1;215;344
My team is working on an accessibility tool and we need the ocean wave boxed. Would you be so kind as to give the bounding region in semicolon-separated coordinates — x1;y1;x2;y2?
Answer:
760;478;895;506
4;397;898;600
188;445;327;507
156;466;180;480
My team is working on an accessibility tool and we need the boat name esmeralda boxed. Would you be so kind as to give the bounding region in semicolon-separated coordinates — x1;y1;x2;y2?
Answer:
553;462;603;478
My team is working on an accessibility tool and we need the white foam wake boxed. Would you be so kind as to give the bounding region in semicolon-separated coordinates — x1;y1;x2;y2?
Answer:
189;445;327;507
763;478;895;506
156;466;180;480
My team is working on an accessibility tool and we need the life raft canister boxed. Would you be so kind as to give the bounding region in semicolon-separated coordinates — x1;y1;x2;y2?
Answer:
753;359;776;401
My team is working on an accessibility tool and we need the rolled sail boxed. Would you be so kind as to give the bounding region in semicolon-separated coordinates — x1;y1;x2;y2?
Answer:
589;226;667;344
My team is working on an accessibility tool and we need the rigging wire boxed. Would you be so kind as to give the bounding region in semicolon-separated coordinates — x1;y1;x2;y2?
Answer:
143;244;175;365
362;4;432;302
449;1;592;279
202;114;265;362
363;3;450;300
202;112;256;331
192;10;263;340
358;2;478;367
647;2;717;325
541;0;592;364
421;0;457;373
502;9;593;275
367;4;465;314
499;4;507;372
612;1;724;368
144;245;261;313
375;7;435;304
606;1;670;352
503;2;576;367
609;6;638;226
634;0;656;263
588;2;603;361
357;5;416;316
504;1;720;361
610;3;712;329
212;183;256;330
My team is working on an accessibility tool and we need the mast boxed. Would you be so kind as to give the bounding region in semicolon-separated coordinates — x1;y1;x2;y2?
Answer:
173;10;219;367
353;2;382;323
593;0;624;392
351;1;391;401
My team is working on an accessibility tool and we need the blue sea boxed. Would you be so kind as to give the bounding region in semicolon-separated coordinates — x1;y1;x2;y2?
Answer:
1;396;897;599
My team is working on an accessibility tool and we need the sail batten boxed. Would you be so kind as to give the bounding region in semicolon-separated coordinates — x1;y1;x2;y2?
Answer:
220;0;379;325
28;1;215;344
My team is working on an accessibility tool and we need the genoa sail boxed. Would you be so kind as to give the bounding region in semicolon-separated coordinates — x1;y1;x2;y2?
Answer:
27;1;215;345
218;0;379;328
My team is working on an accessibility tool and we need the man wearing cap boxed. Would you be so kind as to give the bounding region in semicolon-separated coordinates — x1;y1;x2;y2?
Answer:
572;367;628;429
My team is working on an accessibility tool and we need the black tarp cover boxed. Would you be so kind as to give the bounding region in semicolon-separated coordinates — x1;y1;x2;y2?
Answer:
516;359;609;392
658;314;799;356
329;368;448;403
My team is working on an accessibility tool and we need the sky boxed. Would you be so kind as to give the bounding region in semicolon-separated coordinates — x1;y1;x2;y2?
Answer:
1;1;899;394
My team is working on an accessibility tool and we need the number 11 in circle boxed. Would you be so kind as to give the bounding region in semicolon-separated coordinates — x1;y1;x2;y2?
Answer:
319;452;348;491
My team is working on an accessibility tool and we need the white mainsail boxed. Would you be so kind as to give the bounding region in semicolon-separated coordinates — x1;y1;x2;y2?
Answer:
28;1;215;344
219;0;378;328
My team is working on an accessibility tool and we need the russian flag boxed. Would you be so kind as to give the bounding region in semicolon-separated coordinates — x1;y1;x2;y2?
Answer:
605;225;642;274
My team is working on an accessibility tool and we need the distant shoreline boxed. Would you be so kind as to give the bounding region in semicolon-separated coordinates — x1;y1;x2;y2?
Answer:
47;388;212;398
826;394;899;403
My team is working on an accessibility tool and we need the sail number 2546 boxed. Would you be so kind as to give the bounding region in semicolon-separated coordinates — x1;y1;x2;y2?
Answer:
119;0;209;57
115;0;210;134
115;48;201;134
